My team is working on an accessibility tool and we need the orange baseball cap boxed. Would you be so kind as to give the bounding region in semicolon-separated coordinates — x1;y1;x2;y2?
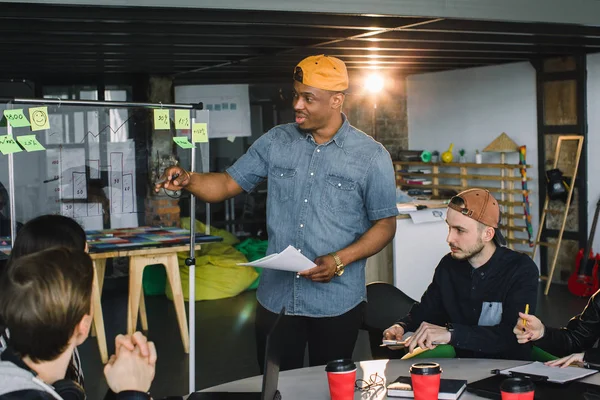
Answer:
293;55;349;92
448;188;507;246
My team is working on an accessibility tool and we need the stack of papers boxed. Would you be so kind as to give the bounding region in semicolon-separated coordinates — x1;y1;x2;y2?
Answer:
397;203;418;214
237;245;316;272
498;362;598;384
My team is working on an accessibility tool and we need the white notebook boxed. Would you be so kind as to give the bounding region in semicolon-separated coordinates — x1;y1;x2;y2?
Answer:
498;361;598;384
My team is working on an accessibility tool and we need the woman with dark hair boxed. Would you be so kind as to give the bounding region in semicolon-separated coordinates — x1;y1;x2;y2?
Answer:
6;214;87;261
0;214;87;387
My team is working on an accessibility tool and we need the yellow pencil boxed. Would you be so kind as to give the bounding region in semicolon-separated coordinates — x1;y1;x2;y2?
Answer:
523;304;530;327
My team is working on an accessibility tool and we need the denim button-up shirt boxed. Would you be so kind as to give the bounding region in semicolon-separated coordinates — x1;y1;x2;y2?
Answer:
227;114;398;317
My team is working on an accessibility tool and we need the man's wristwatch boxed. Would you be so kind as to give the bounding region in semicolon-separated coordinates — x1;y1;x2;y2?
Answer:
329;252;345;276
446;322;455;343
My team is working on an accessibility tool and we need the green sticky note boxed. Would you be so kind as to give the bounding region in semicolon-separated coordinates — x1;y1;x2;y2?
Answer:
192;123;208;143
0;135;23;155
3;109;30;128
16;135;45;152
175;110;190;130
173;136;194;149
29;107;50;131
154;109;170;130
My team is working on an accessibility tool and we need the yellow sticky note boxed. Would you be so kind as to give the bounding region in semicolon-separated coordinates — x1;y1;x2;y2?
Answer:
227;136;236;143
154;109;170;130
29;107;50;131
4;109;30;128
16;135;45;152
175;110;190;130
0;135;23;155
192;123;208;143
173;136;194;149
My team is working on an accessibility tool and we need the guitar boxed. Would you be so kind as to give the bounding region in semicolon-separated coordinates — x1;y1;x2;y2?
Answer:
568;198;600;297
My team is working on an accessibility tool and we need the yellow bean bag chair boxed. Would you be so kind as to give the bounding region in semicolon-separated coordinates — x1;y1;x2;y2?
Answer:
165;218;259;301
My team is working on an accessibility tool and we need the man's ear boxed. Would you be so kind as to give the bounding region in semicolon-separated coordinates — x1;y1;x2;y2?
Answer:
483;226;496;243
330;92;345;110
74;313;93;346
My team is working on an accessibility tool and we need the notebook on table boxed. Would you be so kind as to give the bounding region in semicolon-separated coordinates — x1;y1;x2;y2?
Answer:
387;376;467;399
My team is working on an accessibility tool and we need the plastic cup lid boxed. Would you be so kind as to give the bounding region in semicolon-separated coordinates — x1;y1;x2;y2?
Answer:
410;362;442;375
500;377;535;393
325;359;356;373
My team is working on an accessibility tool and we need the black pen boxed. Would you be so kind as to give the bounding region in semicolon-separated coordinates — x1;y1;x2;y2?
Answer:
155;172;180;186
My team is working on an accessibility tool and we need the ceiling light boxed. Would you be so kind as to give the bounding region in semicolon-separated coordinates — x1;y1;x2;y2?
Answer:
365;73;384;93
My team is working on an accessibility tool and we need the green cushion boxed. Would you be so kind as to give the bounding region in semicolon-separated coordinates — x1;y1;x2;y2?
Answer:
531;346;558;362
142;264;167;296
403;344;457;360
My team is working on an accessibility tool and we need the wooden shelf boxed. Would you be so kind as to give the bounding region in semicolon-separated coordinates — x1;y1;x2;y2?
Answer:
499;225;528;233
394;161;531;168
397;182;527;195
394;160;534;253
506;238;533;245
396;172;531;182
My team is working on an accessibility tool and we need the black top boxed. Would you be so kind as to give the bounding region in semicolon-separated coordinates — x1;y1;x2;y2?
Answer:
397;246;539;360
535;289;600;366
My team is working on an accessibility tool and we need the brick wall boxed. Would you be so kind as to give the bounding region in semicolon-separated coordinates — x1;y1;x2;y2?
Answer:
146;75;182;228
145;197;181;227
343;74;408;159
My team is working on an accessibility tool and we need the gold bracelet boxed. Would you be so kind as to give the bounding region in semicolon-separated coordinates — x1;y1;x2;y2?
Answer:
329;252;345;277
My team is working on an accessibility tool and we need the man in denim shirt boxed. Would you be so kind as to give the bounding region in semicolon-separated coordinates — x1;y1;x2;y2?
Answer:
156;55;398;370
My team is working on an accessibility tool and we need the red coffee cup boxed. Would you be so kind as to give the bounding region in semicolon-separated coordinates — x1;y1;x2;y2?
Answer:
500;377;535;400
410;362;442;400
325;359;356;400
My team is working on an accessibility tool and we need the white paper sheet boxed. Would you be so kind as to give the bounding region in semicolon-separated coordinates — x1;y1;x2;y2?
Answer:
107;140;137;217
409;208;447;224
237;245;316;272
499;361;598;384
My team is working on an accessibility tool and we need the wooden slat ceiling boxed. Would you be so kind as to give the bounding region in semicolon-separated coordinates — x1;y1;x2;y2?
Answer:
0;2;598;83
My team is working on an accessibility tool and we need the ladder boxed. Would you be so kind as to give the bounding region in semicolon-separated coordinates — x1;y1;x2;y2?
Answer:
533;135;584;295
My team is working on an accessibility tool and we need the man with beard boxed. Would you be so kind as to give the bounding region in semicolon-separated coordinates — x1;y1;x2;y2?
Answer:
384;189;539;360
155;55;398;370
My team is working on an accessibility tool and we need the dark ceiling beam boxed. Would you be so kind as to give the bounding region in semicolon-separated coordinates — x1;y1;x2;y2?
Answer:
0;61;489;70
318;41;591;54
173;17;444;76
370;30;600;47
0;48;534;61
0;3;427;29
0;44;276;56
6;26;599;48
404;19;600;38
1;39;589;55
4;57;523;66
9;0;600;26
0;32;323;47
0;20;367;40
270;50;534;59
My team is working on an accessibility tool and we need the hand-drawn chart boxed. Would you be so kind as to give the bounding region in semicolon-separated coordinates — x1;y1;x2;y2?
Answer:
46;146;103;230
46;147;87;201
108;140;138;228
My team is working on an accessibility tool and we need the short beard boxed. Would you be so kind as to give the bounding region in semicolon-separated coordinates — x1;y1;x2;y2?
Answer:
450;238;485;261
